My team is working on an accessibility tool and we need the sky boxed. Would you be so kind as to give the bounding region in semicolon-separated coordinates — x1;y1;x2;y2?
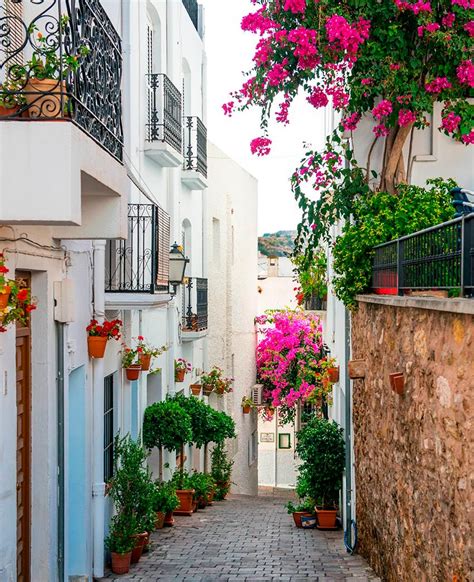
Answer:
201;0;326;236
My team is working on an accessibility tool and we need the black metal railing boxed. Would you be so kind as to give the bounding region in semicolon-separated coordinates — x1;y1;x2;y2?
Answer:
105;204;171;294
0;0;123;162
182;278;208;331
182;0;199;32
183;116;207;178
146;73;182;154
372;214;474;297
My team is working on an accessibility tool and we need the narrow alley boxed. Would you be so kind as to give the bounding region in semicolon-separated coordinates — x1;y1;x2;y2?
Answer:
102;495;380;582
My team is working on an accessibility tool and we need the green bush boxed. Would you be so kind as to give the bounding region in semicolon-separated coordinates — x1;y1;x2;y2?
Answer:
143;399;192;452
295;417;345;509
333;178;456;308
285;500;315;515
105;512;138;554
189;471;215;502
152;481;180;514
211;442;234;500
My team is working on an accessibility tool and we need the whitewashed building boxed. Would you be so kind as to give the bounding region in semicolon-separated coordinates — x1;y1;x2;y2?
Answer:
0;0;224;580
205;141;259;496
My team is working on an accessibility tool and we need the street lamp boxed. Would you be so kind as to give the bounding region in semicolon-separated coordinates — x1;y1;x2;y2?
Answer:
169;242;189;294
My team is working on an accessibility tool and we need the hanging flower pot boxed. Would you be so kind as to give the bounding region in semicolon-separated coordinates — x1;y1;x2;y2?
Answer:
0;287;11;310
327;366;340;383
190;383;202;396
139;353;152;371
242;405;251;414
87;336;107;359
202;384;213;396
125;364;142;381
175;368;186;382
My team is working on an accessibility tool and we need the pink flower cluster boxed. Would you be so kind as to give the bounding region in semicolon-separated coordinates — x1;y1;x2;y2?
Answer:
398;109;417;126
250;136;272;156
288;26;319;69
325;15;371;60
417;22;440;36
394;0;432;14
372;99;393;119
464;21;474;36
452;0;474;8
425;76;452;93
441;111;461;132
342;112;361;131
241;9;278;34
268;62;289;86
283;0;307;14
457;60;474;87
256;311;325;410
307;87;329;108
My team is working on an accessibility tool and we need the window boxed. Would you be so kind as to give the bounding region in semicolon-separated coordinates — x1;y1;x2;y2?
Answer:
104;374;114;482
278;433;291;449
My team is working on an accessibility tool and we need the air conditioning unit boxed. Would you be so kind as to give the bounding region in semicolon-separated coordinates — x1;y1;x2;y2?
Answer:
252;384;263;406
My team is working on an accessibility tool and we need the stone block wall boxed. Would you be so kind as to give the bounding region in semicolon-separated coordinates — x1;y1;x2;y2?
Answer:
352;299;473;582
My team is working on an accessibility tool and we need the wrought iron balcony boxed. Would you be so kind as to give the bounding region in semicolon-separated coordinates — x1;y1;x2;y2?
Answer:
372;214;474;297
182;0;199;32
0;0;123;162
105;204;171;294
182;116;207;188
182;278;208;332
146;73;182;156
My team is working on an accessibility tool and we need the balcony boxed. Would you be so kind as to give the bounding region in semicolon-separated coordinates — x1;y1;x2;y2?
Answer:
145;73;183;167
372;214;474;298
105;203;172;309
181;278;208;341
182;116;208;190
0;0;127;235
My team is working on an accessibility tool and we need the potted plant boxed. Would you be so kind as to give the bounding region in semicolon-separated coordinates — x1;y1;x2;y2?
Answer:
189;472;215;509
105;513;137;575
152;481;179;529
241;396;254;414
0;78;25;117
322;357;339;384
136;336;167;371
285;500;316;528
175;358;192;382
190;383;202;396
122;346;142;381
201;366;233;396
211;442;234;500
170;469;195;516
86;318;122;358
296;417;345;529
12;17;90;118
0;254;37;332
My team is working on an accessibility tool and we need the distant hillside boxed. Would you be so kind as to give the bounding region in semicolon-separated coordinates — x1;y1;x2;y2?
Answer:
258;230;296;257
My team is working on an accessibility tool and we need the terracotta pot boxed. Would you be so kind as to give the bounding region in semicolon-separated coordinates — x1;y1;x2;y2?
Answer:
242;405;251;414
0;105;19;117
207;490;215;505
327;367;340;383
202;384;213;396
25;78;67;118
348;359;366;379
131;532;147;564
139;353;152;371
142;532;150;553
110;551;132;575
389;372;405;395
174;489;195;516
164;511;174;527
125;364;142;381
292;511;314;528
0;290;11;310
315;508;338;529
215;384;225;395
155;511;166;529
190;383;202;396
175;368;186;382
87;336;107;359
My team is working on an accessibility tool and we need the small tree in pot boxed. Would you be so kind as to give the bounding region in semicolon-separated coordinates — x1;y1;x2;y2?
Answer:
105;512;137;574
211;442;234;501
296;417;345;529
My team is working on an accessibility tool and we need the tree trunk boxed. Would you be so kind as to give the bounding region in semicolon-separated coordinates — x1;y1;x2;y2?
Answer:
159;447;163;482
204;443;209;474
383;123;414;194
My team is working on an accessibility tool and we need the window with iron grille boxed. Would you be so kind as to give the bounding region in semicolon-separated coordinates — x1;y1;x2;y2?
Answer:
104;374;114;482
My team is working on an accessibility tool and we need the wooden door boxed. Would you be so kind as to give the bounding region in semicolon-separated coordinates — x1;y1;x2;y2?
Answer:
16;273;31;582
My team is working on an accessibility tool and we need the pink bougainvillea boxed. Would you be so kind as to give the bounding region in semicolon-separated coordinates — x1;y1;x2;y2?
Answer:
250;136;272;156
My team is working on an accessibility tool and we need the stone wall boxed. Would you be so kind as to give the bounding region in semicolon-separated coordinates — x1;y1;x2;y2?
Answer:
352;298;473;582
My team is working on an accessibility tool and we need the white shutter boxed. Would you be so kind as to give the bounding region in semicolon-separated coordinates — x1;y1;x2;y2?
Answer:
252;384;263;406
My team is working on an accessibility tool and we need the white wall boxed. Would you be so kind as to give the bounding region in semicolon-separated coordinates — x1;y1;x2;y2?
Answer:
205;141;259;495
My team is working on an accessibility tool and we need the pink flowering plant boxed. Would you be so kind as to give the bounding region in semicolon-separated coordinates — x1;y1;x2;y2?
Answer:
229;0;473;307
256;310;332;423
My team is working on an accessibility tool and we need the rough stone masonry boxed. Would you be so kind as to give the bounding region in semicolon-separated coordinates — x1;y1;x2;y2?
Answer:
352;299;473;582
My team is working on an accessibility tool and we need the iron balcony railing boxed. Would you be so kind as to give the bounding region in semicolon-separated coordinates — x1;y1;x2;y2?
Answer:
183;116;207;178
146;73;182;155
182;278;208;331
182;0;199;32
105;203;171;294
0;0;123;162
372;214;474;297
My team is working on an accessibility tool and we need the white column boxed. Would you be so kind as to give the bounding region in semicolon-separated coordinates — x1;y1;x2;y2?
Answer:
92;240;106;578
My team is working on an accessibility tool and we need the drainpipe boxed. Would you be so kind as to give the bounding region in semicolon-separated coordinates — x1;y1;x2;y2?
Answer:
92;241;106;578
344;307;354;550
274;407;278;488
57;322;65;582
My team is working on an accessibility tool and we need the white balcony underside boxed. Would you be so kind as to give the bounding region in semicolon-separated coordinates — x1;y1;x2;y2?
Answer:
181;171;208;190
105;292;172;310
144;141;183;167
0;121;128;239
181;328;208;342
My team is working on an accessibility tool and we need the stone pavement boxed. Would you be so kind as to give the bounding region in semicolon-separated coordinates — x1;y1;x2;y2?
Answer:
100;495;381;582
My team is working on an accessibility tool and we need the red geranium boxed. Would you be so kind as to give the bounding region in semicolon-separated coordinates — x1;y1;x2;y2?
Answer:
87;318;122;341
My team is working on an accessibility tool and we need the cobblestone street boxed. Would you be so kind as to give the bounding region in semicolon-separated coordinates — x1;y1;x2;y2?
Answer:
101;495;381;581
